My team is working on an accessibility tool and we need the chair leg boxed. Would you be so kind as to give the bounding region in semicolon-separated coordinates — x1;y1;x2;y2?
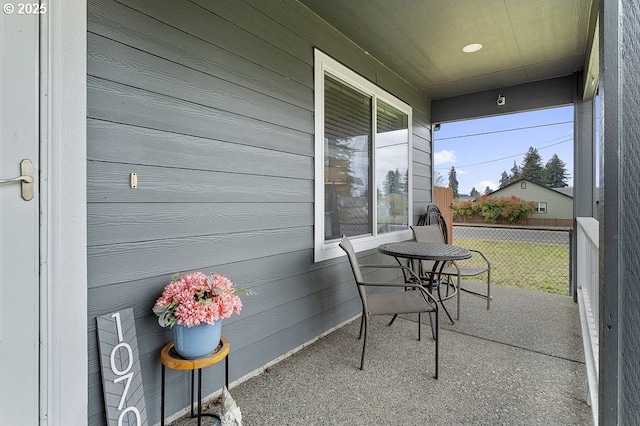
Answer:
428;312;437;340
434;309;439;379
437;282;455;325
418;313;421;341
359;316;368;370
358;314;364;339
456;274;461;321
388;314;398;326
486;270;491;310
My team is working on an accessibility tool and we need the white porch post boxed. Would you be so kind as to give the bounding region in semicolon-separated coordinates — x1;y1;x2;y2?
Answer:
572;94;596;301
43;0;87;423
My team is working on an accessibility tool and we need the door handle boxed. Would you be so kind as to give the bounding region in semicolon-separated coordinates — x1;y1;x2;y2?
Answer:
0;159;34;201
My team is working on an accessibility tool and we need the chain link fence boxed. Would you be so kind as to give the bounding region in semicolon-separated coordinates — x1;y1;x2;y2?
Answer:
451;224;572;295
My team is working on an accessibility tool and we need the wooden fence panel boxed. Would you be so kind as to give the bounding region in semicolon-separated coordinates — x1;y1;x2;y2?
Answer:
433;186;453;243
453;215;573;228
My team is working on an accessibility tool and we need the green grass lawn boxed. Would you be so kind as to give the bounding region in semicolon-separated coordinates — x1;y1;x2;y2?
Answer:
453;238;570;295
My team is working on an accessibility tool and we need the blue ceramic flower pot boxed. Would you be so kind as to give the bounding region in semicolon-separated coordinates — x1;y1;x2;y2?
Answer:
173;321;222;359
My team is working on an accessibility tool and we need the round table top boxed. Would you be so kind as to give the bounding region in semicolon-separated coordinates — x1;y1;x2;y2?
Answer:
161;336;229;370
378;241;471;261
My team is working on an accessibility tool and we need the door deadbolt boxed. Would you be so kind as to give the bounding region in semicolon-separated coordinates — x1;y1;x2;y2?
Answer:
0;159;35;201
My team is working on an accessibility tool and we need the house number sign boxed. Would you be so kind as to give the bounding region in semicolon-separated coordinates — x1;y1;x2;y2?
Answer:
97;308;148;426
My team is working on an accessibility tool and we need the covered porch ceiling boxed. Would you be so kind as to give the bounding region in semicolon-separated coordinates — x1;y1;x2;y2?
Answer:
300;0;598;107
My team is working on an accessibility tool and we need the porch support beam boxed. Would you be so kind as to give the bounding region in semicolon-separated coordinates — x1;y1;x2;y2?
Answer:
581;0;600;100
431;75;574;124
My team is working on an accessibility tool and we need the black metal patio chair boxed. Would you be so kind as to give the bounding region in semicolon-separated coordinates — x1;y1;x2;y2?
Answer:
338;235;439;378
412;203;492;320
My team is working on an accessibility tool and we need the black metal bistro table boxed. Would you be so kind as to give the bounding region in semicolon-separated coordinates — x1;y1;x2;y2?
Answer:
378;241;471;325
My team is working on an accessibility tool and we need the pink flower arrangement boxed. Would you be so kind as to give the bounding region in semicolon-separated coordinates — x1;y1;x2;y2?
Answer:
153;271;247;328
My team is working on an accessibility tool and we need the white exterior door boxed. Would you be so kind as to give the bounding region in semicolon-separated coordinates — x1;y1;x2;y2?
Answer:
0;6;40;424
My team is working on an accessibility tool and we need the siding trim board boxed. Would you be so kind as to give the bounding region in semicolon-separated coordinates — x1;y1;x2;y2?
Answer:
87;1;431;424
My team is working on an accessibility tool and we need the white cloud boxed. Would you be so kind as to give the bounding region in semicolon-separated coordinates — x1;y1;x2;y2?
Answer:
476;180;498;192
456;169;468;175
434;150;456;165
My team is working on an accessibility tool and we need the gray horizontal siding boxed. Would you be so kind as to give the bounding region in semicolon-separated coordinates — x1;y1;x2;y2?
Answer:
87;119;312;178
119;0;313;87
88;226;312;287
88;0;312;108
88;33;313;133
412;105;434;221
87;0;432;424
87;161;312;203
88;202;313;245
87;77;311;156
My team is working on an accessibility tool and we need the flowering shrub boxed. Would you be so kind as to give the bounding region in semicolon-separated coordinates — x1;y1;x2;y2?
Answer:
453;196;534;223
478;197;502;222
497;196;535;222
153;271;247;328
454;199;476;221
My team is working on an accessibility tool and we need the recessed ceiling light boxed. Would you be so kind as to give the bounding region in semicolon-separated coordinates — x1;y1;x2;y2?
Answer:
463;43;483;53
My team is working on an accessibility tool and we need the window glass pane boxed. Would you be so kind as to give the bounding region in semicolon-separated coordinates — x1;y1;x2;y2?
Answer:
324;75;372;240
535;202;547;213
376;100;409;234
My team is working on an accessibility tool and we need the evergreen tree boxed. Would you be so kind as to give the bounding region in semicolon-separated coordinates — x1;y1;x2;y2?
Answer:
448;166;459;198
484;186;492;195
401;169;409;193
470;187;479;197
519;146;544;185
543;154;569;188
509;161;521;183
383;169;401;195
499;171;510;188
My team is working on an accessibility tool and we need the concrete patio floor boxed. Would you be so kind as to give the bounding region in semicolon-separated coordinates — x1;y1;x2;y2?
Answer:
170;283;592;425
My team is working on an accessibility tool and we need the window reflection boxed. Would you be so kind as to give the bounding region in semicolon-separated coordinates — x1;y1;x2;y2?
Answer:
324;75;372;240
376;100;409;234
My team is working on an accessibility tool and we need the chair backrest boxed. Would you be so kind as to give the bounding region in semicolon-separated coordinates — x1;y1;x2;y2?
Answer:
338;236;368;304
410;225;446;276
417;203;449;243
425;202;442;225
411;224;446;244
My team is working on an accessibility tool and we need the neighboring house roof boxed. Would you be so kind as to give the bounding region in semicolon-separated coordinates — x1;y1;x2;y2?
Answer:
551;187;574;197
489;179;574;200
457;195;475;202
551;186;601;202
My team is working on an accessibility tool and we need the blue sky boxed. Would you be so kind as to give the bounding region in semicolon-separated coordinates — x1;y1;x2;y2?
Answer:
434;106;576;195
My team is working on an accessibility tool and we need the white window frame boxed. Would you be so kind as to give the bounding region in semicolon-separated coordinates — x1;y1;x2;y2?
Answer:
534;201;548;213
314;49;413;262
